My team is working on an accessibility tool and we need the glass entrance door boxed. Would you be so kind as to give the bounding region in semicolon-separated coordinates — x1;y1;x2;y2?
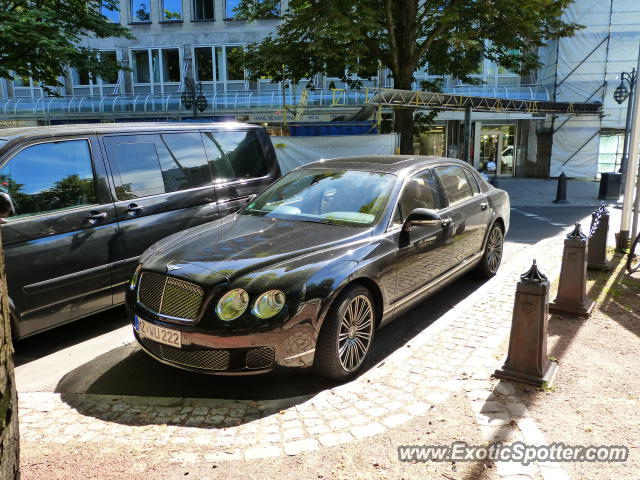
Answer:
479;126;515;176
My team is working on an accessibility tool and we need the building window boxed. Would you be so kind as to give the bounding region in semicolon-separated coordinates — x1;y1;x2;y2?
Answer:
132;48;181;85
162;0;182;20
193;0;214;20
194;45;245;84
100;0;120;23
100;51;119;85
226;46;244;81
225;0;279;19
131;0;151;22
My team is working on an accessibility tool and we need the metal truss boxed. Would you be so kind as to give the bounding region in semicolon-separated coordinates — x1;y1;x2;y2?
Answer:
366;89;602;116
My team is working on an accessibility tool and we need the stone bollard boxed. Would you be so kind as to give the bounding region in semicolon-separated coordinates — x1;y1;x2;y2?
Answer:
587;203;612;271
549;223;595;316
552;172;569;204
494;260;558;387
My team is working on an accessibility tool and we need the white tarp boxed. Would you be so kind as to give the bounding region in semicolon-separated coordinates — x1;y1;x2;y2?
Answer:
272;134;399;173
550;116;600;178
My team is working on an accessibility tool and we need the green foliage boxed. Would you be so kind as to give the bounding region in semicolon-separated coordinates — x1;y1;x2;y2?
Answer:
237;0;579;88
0;0;133;90
237;0;580;153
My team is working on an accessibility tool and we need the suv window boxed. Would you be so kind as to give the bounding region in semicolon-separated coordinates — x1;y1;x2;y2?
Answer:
0;139;97;218
105;133;211;200
392;169;443;227
202;130;269;182
435;165;473;205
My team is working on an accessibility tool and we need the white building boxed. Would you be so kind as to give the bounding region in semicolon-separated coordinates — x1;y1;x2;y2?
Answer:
1;0;639;179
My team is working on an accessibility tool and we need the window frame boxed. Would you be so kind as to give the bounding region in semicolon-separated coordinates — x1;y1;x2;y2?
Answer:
160;0;183;22
387;167;445;232
191;0;215;21
434;164;475;207
0;138;100;220
100;0;121;23
71;50;121;95
130;47;183;93
190;44;245;90
201;129;272;185
130;0;152;23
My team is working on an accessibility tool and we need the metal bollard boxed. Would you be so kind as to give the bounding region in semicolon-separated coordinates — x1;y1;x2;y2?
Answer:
549;223;595;316
494;260;558;387
587;203;611;271
552;172;569;204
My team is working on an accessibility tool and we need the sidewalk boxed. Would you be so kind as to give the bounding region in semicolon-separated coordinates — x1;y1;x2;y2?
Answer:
19;211;600;479
497;178;606;208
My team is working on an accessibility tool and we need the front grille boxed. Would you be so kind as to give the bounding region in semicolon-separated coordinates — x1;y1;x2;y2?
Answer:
138;272;203;321
138;336;230;371
246;347;275;370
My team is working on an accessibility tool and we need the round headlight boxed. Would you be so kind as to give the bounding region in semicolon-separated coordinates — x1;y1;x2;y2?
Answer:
216;289;249;321
252;290;286;319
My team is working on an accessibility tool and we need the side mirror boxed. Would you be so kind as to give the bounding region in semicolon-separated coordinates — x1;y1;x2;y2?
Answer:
0;192;14;224
402;208;441;231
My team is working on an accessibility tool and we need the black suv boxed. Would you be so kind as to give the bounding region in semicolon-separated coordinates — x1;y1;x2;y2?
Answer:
0;122;280;339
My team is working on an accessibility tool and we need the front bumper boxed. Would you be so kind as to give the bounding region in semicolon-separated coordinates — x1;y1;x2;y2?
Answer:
129;303;318;375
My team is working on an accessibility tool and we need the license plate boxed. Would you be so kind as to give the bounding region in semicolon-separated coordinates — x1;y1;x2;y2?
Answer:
137;316;182;348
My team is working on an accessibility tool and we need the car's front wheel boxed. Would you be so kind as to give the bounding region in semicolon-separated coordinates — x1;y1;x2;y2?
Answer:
314;285;376;381
477;223;504;277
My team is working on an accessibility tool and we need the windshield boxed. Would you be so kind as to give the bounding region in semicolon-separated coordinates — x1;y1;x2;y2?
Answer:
243;169;396;227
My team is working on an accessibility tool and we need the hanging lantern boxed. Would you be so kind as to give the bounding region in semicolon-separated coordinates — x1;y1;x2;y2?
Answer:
613;82;629;105
195;94;208;112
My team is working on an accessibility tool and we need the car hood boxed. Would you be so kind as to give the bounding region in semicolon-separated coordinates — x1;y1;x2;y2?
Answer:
142;214;371;284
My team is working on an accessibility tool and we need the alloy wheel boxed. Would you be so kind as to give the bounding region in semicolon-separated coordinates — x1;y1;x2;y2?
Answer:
486;226;503;273
336;294;374;373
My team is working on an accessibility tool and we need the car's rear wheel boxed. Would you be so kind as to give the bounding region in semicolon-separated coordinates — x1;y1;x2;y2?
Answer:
314;285;375;381
477;223;504;277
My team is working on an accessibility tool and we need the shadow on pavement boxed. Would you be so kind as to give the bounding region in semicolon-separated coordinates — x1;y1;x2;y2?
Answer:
14;306;130;367
506;206;597;245
55;272;486;427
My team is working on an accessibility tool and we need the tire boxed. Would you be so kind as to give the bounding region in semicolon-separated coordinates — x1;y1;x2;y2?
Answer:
626;234;640;274
314;285;376;381
476;223;504;278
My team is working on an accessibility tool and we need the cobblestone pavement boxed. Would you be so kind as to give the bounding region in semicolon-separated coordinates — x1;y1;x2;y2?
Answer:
19;227;576;478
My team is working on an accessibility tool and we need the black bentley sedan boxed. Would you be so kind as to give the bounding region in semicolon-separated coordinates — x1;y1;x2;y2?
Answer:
127;156;510;380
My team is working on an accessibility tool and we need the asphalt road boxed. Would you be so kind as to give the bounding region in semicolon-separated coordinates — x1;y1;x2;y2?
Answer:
14;205;598;401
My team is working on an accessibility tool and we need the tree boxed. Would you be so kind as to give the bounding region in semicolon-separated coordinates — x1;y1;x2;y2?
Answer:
0;0;132;90
236;0;579;154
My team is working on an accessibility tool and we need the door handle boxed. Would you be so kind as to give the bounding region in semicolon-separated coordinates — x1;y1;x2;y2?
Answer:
85;211;107;225
441;217;453;228
480;202;488;211
126;203;144;215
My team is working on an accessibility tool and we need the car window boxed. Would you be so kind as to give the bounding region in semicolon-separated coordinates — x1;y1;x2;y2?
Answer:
0;139;97;218
105;133;212;200
435;165;473;205
463;168;480;195
392;169;443;228
244;169;395;227
202;130;269;182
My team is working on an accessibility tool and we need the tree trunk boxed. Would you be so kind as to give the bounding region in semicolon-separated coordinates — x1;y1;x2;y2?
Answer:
393;78;415;155
395;108;415;155
0;228;19;480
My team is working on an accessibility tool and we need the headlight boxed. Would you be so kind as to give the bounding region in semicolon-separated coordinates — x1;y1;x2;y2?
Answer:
252;290;286;319
130;264;142;290
216;288;249;321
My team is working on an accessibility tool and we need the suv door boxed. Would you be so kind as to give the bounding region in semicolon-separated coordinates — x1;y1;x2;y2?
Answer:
0;137;118;338
102;132;219;301
202;128;279;216
392;169;454;303
434;164;491;266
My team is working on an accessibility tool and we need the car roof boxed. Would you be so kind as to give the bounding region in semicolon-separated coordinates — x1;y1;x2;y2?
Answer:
300;155;474;176
0;121;260;151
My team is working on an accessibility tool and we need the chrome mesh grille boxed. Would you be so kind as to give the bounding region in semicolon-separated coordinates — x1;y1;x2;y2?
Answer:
138;272;203;321
246;347;275;370
138;336;230;371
